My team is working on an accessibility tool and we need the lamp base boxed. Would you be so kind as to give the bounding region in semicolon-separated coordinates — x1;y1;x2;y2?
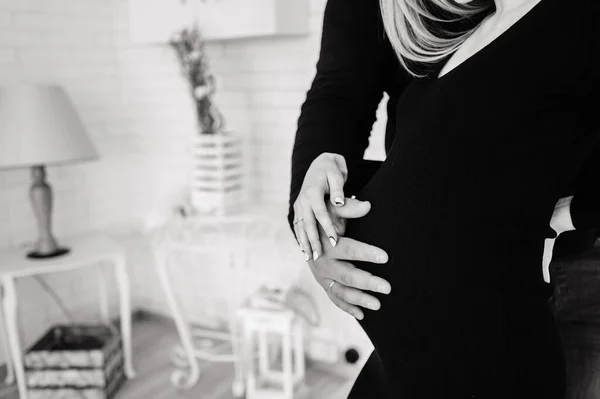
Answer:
27;165;71;260
27;247;70;260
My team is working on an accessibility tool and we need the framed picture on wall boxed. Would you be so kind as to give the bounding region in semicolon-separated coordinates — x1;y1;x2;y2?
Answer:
128;0;193;44
128;0;309;44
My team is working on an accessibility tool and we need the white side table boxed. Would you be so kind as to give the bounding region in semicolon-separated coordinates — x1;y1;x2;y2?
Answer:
0;231;136;399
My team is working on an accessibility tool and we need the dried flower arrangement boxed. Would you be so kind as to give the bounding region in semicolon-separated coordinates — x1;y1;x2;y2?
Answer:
170;24;225;134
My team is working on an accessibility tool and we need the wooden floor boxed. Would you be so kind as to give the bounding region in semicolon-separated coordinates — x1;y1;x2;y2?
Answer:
0;312;355;399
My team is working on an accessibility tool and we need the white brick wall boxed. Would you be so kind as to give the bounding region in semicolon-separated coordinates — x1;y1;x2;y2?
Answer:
0;0;382;368
0;0;185;365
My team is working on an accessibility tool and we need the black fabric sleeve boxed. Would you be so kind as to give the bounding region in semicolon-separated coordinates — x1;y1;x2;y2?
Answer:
286;0;407;235
552;141;600;257
567;6;600;231
568;137;600;230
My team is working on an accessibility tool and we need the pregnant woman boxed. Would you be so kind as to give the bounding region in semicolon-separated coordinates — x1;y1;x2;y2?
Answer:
288;0;600;397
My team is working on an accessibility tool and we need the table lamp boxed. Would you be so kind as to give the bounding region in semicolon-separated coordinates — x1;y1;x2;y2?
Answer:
0;84;99;259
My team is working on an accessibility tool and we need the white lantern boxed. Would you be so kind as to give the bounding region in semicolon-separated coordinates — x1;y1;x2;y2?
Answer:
236;308;305;399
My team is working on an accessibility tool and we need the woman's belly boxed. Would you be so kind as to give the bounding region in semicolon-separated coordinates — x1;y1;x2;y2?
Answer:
344;140;554;296
342;143;564;395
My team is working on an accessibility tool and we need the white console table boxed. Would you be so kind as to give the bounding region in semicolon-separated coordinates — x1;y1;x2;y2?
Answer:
151;203;289;396
0;231;136;399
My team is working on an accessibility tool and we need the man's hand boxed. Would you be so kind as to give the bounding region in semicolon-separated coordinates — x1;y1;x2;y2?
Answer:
542;195;576;282
542;237;556;283
305;199;391;320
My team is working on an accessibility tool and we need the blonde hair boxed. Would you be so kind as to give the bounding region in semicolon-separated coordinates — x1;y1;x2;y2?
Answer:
379;0;495;77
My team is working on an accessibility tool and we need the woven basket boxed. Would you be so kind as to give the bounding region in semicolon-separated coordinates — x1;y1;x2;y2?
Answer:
24;325;125;399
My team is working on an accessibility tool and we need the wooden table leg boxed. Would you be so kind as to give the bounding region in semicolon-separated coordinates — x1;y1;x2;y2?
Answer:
115;256;136;379
230;312;245;397
281;322;293;399
98;263;110;325
2;277;26;399
154;248;201;389
0;284;15;385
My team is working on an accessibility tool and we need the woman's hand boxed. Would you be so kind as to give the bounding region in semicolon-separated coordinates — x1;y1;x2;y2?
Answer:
292;152;392;319
542;195;576;282
293;152;350;260
305;200;391;320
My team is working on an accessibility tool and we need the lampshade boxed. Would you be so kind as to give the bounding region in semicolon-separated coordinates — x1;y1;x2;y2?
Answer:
0;84;99;170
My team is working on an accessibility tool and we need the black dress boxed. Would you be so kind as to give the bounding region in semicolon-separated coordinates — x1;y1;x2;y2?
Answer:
287;0;600;397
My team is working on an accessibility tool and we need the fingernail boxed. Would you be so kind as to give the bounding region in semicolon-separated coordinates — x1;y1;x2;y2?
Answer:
313;250;319;261
378;285;391;294
368;301;380;310
329;236;337;247
374;252;386;263
351;195;356;199
302;251;309;262
355;313;363;320
334;197;344;206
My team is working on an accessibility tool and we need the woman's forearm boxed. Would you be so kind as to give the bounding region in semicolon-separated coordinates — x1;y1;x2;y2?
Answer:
288;0;400;232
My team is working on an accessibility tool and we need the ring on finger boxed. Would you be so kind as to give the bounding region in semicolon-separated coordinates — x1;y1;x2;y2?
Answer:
294;228;310;262
293;216;304;226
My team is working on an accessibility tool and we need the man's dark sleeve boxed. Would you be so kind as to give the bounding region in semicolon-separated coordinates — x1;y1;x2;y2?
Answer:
287;0;409;235
567;3;600;232
553;137;600;258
